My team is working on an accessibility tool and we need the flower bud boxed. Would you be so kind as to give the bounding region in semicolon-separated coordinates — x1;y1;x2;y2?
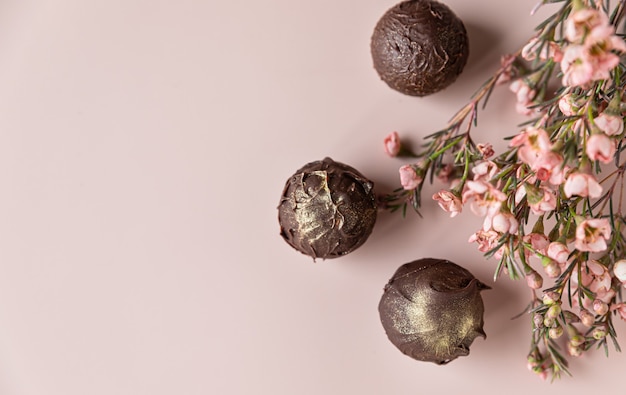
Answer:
525;271;543;289
399;164;423;190
383;131;401;157
543;316;556;328
549;326;564;339
592;326;607;340
543;259;561;278
568;342;583;357
593;299;609;315
542;291;560;305
580;309;595;327
570;334;586;347
546;304;561;319
533;313;544;328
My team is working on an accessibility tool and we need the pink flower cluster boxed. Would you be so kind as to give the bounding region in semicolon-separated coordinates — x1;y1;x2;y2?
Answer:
569;260;614;318
561;8;626;87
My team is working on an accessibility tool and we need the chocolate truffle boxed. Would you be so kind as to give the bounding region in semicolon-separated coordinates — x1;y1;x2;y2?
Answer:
379;258;489;364
277;157;377;260
371;0;469;96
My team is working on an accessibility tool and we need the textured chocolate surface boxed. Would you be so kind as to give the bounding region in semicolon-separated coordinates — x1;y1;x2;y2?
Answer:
371;0;469;96
379;258;488;364
277;157;377;260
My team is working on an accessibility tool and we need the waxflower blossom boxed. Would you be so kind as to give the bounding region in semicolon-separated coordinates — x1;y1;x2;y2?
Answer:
563;171;602;198
509;79;537;115
531;151;564;183
472;160;498;181
526;270;543;289
524;233;549;256
509;127;552;165
399;165;421;190
558;93;582;116
613;303;626;321
484;210;519;234
432;190;462;218
384;131;401;157
594;112;624;136
522;37;563;62
577;260;612;296
546;242;569;266
544;260;561;278
565;8;609;43
584;24;626;72
528;185;557;215
574;218;612;252
468;229;501;254
586;133;615;163
477;143;494;158
561;8;626;87
462;180;506;217
613;259;626;285
561;45;594;86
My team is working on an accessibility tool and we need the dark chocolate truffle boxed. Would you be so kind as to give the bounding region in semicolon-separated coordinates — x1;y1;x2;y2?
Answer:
371;0;469;96
277;157;377;260
379;258;489;364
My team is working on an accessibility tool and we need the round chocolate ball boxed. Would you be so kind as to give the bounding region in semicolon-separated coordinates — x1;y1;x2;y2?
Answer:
378;258;489;364
277;157;377;260
371;0;469;96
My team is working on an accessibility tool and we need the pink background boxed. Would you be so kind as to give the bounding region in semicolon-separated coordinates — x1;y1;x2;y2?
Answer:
1;0;625;394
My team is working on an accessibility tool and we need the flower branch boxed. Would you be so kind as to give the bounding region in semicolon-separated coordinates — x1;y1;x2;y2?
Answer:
380;0;626;380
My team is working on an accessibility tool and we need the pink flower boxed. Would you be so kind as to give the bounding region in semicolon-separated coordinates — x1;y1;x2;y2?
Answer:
524;184;557;215
432;190;462;218
572;260;613;305
510;79;536;103
484;211;519;234
532;151;564;182
462;180;506;217
558;93;581;116
613;259;626;285
570;259;615;313
594;112;624;136
613;303;626;321
510;79;537;115
565;8;609;43
496;54;517;85
549;164;570;185
523;232;550;259
586;133;616;163
585;24;626;66
546;242;569;265
575;218;612;252
399;165;421;190
526;270;543;289
509;127;552;165
563;172;602;198
384;131;401;157
477;143;494;158
561;18;626;87
544;260;561;278
435;163;455;184
472;160;498;181
522;37;563;62
561;45;594;86
468;229;500;253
